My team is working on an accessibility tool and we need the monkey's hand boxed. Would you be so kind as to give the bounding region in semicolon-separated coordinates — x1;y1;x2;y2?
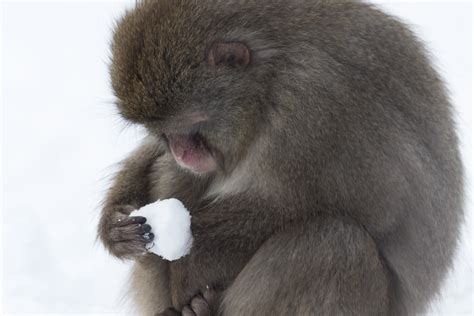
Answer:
157;289;217;316
99;205;155;259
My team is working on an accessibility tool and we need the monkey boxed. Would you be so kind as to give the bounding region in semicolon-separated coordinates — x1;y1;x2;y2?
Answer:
97;0;464;315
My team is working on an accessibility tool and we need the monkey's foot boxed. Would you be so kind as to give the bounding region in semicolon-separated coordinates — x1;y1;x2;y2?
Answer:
157;289;216;316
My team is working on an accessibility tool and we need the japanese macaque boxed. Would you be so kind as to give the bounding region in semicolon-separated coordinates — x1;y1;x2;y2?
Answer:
98;1;464;315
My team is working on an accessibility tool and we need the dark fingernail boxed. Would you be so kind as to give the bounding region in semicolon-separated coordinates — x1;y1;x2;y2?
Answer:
130;216;147;224
141;224;152;233
143;232;154;241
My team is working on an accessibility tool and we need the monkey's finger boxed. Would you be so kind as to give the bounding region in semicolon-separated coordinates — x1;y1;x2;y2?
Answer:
182;306;196;316
108;206;139;224
142;232;155;243
109;225;138;241
109;224;153;242
113;215;147;227
140;223;152;234
190;295;210;316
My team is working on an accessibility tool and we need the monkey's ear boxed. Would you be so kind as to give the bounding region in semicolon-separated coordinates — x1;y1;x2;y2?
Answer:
206;42;250;68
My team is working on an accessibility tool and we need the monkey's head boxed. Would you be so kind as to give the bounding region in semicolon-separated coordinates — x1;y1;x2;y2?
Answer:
110;0;439;194
110;0;277;175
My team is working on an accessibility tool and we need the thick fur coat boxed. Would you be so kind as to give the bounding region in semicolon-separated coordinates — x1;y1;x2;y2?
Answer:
98;1;464;315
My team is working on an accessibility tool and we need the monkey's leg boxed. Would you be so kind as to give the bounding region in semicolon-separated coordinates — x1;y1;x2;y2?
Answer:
220;216;389;316
130;255;173;316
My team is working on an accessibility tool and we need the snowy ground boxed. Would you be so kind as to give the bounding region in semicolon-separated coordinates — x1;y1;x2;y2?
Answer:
1;1;472;315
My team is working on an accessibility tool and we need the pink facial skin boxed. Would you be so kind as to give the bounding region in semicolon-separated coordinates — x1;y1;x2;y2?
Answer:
168;134;217;173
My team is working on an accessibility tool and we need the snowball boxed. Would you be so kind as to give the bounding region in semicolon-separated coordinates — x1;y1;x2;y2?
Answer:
130;198;193;261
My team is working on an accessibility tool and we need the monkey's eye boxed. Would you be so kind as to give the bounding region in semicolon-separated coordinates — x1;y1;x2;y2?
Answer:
206;42;250;68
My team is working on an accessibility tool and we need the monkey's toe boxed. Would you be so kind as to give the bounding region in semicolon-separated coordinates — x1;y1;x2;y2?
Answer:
182;305;196;316
202;288;217;306
181;291;213;316
190;295;210;316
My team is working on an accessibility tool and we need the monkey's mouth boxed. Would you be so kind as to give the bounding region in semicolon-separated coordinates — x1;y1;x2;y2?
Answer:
166;133;217;173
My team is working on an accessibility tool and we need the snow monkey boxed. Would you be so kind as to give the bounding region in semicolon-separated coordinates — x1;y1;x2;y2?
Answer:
98;0;464;315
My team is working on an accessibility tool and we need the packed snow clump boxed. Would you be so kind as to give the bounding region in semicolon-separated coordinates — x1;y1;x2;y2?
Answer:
130;198;193;261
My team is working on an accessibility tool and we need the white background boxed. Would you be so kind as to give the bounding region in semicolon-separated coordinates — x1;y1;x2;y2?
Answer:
1;1;472;315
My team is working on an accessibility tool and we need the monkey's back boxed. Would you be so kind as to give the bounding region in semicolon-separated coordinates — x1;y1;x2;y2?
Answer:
249;2;464;313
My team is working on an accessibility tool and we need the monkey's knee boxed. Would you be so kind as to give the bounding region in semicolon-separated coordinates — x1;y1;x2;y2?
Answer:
221;218;390;315
311;219;390;315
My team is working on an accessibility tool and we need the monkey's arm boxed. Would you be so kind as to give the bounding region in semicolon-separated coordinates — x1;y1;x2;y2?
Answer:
98;136;164;259
219;215;389;316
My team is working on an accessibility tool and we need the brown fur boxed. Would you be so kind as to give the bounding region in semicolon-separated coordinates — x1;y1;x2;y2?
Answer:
98;1;464;315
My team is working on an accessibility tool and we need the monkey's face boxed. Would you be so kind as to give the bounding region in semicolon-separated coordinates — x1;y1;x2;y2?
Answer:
110;1;267;175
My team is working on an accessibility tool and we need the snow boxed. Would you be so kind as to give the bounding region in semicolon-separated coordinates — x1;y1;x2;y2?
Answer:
130;199;193;261
1;1;472;315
